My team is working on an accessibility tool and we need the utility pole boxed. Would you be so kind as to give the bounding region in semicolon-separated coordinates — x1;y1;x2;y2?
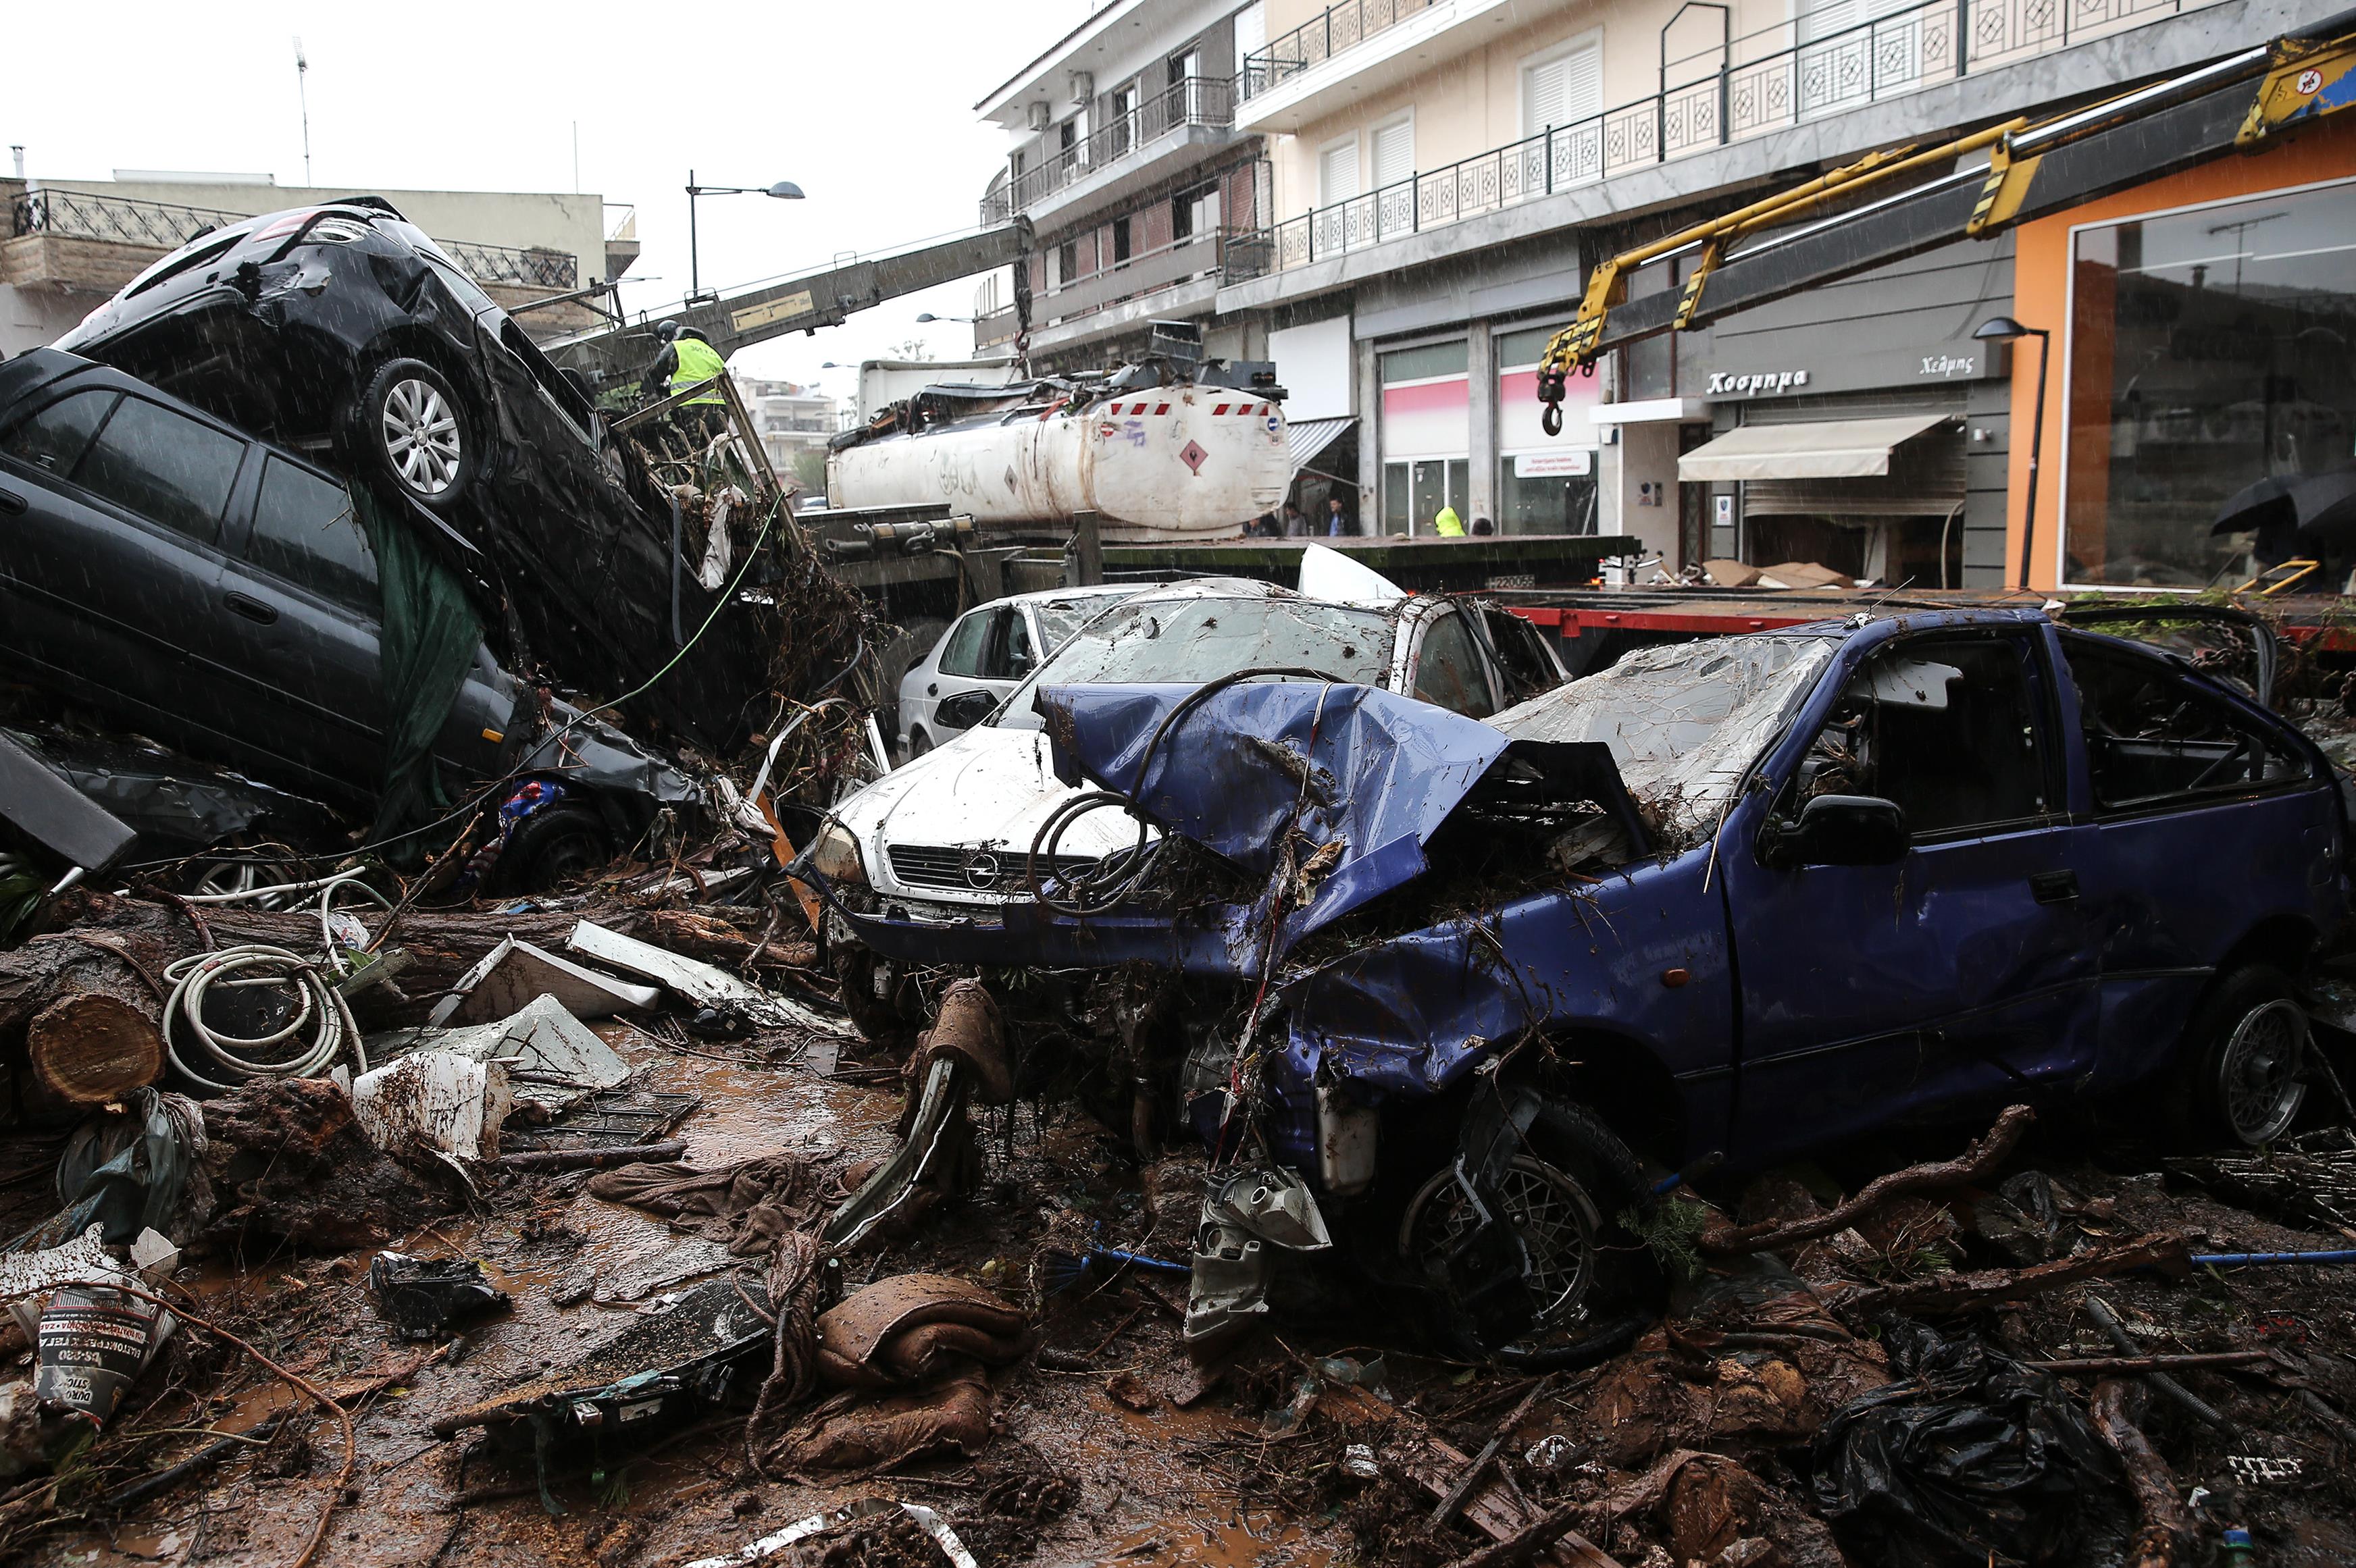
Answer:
294;38;312;186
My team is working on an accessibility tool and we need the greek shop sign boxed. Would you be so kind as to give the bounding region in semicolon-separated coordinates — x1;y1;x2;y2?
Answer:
1700;338;2003;401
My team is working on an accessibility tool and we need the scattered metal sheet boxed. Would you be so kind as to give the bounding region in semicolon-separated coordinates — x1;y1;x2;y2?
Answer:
568;919;853;1039
0;729;136;875
500;1088;701;1154
428;935;661;1027
370;997;631;1115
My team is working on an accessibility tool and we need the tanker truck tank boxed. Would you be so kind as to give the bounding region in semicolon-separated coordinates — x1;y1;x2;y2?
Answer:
825;351;1289;541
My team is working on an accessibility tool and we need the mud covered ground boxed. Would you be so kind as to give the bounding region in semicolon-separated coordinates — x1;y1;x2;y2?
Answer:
6;1028;2356;1568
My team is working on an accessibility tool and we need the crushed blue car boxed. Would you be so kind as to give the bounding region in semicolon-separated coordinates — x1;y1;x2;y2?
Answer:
817;608;2348;1363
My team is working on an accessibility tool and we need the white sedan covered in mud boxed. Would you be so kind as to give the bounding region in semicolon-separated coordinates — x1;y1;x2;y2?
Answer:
810;567;1566;1034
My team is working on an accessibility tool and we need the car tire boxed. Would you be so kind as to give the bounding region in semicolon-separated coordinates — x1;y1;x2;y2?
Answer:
906;727;934;760
829;945;920;1045
2168;964;2309;1148
1400;1097;1662;1369
352;357;472;511
490;804;612;894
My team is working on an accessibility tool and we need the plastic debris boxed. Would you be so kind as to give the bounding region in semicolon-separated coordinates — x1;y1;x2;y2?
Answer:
367;1252;511;1340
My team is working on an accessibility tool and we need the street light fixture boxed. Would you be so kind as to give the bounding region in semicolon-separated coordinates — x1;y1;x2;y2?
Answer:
1974;315;2052;592
914;313;974;324
685;171;803;305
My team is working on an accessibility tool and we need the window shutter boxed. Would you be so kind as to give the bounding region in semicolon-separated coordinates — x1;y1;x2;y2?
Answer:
1320;139;1360;204
1524;58;1565;134
1560;43;1600;122
1373;119;1414;190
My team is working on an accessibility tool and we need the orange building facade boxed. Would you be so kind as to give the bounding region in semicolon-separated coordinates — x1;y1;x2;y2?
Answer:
2007;111;2356;592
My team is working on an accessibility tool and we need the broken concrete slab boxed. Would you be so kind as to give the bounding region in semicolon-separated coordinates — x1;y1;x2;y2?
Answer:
426;935;661;1027
374;995;630;1114
569;918;852;1038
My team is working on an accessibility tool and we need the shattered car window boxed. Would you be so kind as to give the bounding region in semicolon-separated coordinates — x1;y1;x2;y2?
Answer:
1492;634;1837;845
1033;597;1122;654
996;597;1395;732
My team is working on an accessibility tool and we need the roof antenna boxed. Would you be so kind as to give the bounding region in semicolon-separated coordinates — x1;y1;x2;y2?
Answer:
294;37;312;186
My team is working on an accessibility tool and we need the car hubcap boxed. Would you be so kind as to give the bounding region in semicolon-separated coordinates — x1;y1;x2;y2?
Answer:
2219;998;2307;1145
1404;1154;1602;1346
382;377;461;495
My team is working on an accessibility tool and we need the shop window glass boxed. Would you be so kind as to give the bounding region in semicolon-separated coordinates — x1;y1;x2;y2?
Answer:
1498;454;1598;535
2064;180;2356;588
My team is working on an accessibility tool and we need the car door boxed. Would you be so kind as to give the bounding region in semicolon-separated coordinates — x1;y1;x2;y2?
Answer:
1402;604;1501;718
919;606;1000;739
1476;604;1568;704
1721;626;2101;1160
0;386;258;759
2053;629;2342;1094
211;454;390;789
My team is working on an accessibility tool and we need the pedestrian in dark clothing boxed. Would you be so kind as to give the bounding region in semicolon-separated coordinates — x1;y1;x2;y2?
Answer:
1325;497;1354;537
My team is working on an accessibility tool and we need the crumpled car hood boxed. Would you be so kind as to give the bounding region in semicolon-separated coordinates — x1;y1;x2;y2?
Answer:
833;723;1147;895
1036;681;1512;940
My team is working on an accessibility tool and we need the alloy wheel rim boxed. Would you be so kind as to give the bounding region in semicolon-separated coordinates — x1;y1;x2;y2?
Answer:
381;378;461;494
2219;997;2307;1145
1406;1153;1603;1344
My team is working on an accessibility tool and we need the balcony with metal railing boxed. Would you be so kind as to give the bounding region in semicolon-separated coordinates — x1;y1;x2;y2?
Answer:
1240;0;1439;102
1224;0;2216;283
7;185;582;294
979;75;1237;226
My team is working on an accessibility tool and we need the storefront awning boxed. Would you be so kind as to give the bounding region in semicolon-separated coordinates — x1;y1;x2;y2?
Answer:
1677;414;1953;482
1285;416;1358;477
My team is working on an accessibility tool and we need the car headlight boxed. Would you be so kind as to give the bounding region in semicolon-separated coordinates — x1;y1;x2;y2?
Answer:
809;820;868;887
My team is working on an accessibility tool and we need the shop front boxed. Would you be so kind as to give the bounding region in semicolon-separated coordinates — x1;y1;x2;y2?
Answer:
1682;340;2007;587
2009;114;2356;593
1379;340;1470;535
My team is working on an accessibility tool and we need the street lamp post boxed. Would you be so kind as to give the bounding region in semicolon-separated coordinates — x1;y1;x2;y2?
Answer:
686;171;804;304
914;313;975;323
1974;315;2053;592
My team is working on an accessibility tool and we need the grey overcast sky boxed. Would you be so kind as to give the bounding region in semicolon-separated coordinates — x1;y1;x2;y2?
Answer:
5;0;1098;400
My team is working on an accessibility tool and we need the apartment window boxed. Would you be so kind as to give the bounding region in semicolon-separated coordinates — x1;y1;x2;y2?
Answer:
1011;150;1026;180
1110;82;1138;157
1522;35;1602;135
1371;114;1415;240
1112;216;1133;266
1169;47;1200;87
1172;182;1219;244
1054;239;1079;286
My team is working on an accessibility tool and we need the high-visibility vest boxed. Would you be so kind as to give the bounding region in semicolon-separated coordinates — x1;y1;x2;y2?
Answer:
669;336;728;404
1433;506;1464;537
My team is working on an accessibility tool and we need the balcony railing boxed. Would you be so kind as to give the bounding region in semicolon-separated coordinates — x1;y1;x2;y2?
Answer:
9;186;580;293
981;76;1236;223
1241;0;1438;99
438;238;578;291
9;187;250;250
1227;0;2202;280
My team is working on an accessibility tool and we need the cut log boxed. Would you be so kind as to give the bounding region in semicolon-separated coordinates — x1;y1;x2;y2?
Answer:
28;992;163;1105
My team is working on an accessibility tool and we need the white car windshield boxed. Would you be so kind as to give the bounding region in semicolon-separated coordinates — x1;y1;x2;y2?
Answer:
1034;595;1131;654
1491;634;1837;845
994;595;1397;732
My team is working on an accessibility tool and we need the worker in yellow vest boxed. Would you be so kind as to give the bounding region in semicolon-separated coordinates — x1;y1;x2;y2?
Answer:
1433;504;1465;538
642;319;730;444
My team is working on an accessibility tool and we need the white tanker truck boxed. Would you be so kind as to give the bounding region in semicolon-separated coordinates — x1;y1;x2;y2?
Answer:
825;334;1289;541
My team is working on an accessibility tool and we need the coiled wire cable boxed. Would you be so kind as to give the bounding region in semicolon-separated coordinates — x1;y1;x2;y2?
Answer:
161;945;366;1093
1023;667;1343;916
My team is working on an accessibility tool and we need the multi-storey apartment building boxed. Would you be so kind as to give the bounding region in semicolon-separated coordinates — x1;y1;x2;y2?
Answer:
968;0;2352;587
972;0;1272;372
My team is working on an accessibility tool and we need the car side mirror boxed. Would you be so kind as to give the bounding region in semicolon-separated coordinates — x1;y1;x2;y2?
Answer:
1764;793;1909;868
935;689;996;731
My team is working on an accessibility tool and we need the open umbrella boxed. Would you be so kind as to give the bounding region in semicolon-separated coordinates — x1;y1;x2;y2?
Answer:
2212;465;2356;542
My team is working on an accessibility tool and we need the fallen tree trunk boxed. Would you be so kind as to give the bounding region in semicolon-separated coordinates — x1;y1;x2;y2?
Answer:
0;929;168;1107
2089;1380;2187;1568
1700;1103;2036;1256
1841;1232;2193;1316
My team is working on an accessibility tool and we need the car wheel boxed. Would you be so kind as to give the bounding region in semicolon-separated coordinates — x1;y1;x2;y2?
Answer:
906;727;934;760
2170;965;2309;1148
1400;1099;1661;1367
491;804;612;894
353;357;471;509
829;945;921;1045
